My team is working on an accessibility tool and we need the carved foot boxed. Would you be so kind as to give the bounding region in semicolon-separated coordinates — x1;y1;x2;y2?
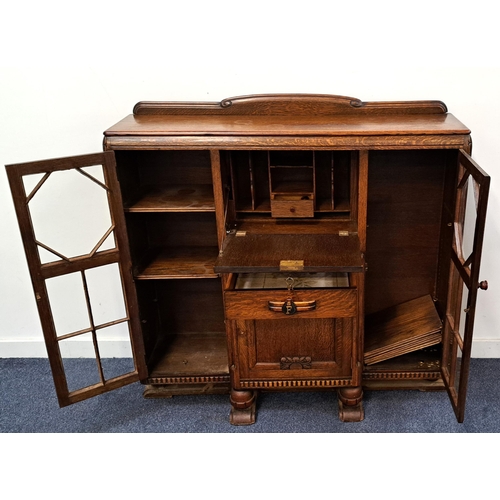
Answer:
229;389;257;425
338;386;364;422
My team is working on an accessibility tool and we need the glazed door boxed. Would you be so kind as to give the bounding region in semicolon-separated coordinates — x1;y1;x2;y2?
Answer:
441;150;490;422
6;152;147;407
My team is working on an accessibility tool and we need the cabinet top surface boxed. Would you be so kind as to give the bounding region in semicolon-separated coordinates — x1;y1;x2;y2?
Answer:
104;94;470;138
105;113;469;137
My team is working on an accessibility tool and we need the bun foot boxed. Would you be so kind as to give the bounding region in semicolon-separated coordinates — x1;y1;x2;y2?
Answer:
338;386;364;422
229;389;257;425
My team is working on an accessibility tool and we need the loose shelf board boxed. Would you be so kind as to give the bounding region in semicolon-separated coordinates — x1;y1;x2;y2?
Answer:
364;295;443;365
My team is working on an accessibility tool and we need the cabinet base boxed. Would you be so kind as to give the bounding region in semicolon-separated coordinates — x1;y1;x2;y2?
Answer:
230;401;257;425
338;400;365;422
143;383;230;398
338;386;364;422
229;389;257;425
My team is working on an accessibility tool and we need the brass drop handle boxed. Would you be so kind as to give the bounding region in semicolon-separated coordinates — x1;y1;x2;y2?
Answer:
479;280;488;290
268;299;317;315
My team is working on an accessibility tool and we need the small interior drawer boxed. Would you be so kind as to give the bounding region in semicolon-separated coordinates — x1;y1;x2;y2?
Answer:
271;196;314;218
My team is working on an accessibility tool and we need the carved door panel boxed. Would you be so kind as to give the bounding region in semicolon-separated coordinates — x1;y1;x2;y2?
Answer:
441;150;489;422
6;152;147;407
232;316;355;388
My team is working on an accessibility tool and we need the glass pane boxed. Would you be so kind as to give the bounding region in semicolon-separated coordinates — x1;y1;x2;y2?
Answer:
80;165;106;183
22;172;48;196
24;166;114;263
459;175;478;265
99;231;117;253
59;333;101;392
97;323;135;380
85;263;127;326
453;343;463;396
443;327;453;374
442;333;462;406
38;246;62;263
45;272;89;336
458;280;470;344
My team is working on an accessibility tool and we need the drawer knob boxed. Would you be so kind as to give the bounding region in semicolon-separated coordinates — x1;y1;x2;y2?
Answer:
268;299;317;315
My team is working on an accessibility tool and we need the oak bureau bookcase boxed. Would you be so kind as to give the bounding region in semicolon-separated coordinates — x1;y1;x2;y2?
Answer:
6;94;490;424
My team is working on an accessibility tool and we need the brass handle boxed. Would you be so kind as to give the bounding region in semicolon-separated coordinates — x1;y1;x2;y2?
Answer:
268;299;316;315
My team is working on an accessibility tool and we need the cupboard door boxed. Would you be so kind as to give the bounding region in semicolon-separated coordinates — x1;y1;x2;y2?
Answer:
226;287;357;385
6;152;147;407
231;316;355;385
441;150;490;422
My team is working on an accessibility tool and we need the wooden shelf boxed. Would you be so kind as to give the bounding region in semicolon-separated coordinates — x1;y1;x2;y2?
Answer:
135;246;219;279
148;332;229;378
124;185;215;212
363;346;443;390
364;346;442;373
271;181;313;194
364;295;442;365
270;165;314;169
236;200;350;214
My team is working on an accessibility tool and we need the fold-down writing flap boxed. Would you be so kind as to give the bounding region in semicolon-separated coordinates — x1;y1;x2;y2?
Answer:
214;233;363;273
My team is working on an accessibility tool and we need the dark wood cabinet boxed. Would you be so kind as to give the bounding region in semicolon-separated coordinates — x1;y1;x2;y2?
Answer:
5;94;490;424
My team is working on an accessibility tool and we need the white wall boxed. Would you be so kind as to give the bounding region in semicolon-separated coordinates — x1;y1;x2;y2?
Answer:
1;0;499;357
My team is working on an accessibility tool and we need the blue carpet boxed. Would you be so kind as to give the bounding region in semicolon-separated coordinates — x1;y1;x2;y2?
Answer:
1;358;499;433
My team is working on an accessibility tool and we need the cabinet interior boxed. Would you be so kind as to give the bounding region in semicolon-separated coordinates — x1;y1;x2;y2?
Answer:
115;150;226;379
364;149;457;376
136;279;227;378
113;147;458;385
226;150;354;221
365;149;454;315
